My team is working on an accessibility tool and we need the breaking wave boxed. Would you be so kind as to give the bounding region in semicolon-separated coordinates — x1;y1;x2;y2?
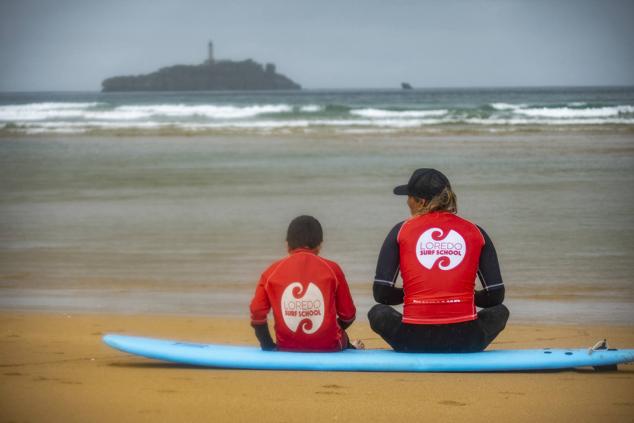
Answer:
0;103;294;121
490;103;526;111
350;108;448;118
513;105;634;118
299;104;322;112
1;98;633;135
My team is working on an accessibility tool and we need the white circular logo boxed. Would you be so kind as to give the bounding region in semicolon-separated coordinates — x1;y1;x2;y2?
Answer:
280;282;324;334
415;228;466;270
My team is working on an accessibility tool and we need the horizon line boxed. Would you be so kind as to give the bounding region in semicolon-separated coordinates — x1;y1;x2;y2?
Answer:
2;84;634;94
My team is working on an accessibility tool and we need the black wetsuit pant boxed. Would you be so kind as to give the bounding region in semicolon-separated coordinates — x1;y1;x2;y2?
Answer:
367;304;509;353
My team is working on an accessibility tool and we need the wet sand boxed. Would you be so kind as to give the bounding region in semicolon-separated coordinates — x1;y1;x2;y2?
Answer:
1;311;633;422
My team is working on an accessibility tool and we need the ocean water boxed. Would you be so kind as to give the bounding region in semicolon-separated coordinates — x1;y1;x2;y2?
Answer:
0;88;633;324
1;87;634;135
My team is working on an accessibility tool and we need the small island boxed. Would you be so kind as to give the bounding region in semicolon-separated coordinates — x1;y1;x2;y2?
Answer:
101;41;301;92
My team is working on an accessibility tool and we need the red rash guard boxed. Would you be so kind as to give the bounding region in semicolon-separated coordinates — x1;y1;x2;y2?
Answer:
398;212;485;324
250;249;356;352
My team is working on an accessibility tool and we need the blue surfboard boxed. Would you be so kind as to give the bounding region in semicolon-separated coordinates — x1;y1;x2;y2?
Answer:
103;334;634;372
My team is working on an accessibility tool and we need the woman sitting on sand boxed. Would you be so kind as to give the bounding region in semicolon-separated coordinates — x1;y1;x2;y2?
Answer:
368;168;509;353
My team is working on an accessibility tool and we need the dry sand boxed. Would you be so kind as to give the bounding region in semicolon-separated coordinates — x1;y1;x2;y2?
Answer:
1;311;633;422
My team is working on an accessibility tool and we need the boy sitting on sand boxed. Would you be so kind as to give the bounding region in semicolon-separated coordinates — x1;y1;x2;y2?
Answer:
250;215;362;351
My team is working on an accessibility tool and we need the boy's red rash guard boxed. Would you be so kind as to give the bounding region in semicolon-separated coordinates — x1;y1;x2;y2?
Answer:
250;249;356;352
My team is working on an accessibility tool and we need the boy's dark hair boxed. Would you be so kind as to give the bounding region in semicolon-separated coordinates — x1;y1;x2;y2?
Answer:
286;215;323;250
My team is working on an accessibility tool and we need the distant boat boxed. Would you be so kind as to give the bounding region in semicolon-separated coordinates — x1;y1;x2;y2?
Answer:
401;82;413;90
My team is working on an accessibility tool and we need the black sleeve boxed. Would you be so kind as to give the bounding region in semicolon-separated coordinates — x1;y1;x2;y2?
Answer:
474;225;505;308
252;322;276;351
337;317;353;330
373;222;405;305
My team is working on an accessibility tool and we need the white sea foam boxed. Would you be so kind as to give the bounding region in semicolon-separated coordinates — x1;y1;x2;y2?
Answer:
490;103;526;110
187;118;443;130
18;121;169;130
0;103;294;122
350;108;448;118
0;102;103;121
514;105;634;118
8;114;634;134
9;117;450;133
465;117;634;125
299;105;322;112
82;110;153;120
1;102;101;111
114;104;293;119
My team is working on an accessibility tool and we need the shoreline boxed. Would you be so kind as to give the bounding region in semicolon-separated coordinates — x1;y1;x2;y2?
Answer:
2;124;634;138
0;288;634;326
1;306;634;328
1;283;633;325
1;311;633;422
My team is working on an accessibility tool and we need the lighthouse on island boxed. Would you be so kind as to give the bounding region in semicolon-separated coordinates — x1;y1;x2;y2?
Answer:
206;41;214;64
101;40;301;91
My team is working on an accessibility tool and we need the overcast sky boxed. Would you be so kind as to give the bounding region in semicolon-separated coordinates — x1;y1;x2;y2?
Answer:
1;0;633;91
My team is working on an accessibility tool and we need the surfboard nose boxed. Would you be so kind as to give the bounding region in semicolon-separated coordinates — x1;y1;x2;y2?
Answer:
102;334;122;349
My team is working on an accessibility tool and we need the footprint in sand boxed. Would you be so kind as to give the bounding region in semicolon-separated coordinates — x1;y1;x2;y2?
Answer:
438;400;467;406
33;376;55;382
58;380;83;385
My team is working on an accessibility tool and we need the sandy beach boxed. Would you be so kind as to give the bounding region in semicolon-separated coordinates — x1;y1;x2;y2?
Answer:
1;311;633;422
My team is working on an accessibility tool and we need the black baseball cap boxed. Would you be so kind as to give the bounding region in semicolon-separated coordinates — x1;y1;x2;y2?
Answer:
393;168;451;199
